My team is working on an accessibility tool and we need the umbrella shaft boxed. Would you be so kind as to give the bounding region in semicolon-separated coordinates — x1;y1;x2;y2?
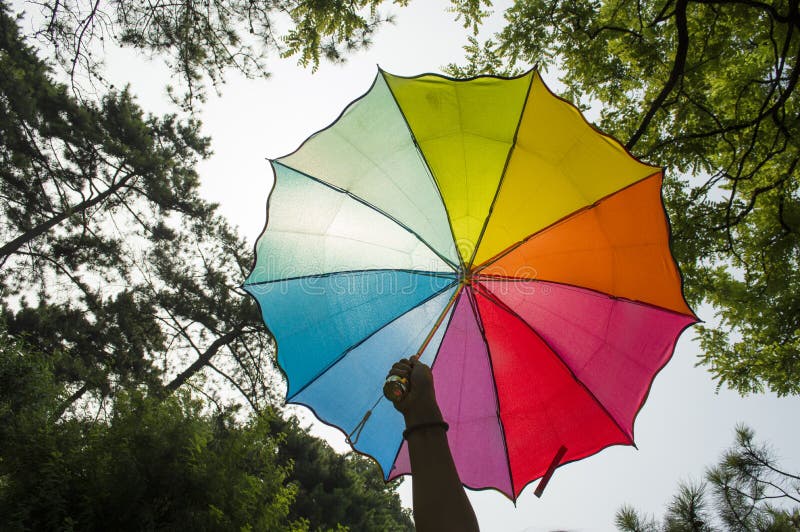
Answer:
383;288;461;403
412;288;461;361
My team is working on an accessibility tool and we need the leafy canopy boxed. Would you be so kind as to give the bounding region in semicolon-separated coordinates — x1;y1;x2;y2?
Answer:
1;8;416;528
0;332;414;531
23;0;409;108
448;0;800;396
1;2;276;412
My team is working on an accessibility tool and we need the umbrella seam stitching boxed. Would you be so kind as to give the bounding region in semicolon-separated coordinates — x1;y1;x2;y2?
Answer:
387;289;463;481
473;170;664;272
475;281;635;444
473;275;698;320
243;269;456;288
318;112;456;265
272;160;458;272
465;287;518;502
380;70;467;273
467;70;536;270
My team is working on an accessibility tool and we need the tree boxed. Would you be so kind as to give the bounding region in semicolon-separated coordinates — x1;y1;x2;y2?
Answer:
447;0;800;396
273;416;414;531
615;426;800;531
0;331;413;531
16;0;482;111
17;0;404;109
0;332;300;531
1;4;275;413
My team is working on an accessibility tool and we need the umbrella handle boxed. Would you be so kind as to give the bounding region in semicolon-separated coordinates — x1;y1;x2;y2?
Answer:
383;375;409;402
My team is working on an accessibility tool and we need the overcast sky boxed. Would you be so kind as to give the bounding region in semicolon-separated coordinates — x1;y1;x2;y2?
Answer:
18;0;800;530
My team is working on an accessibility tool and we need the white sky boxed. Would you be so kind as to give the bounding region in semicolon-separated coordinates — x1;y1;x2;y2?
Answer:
17;0;800;530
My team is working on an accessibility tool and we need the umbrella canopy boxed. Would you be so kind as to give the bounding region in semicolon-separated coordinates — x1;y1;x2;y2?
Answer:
243;70;697;500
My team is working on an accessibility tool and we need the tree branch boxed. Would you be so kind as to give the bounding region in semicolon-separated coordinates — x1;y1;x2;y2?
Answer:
0;168;135;260
689;0;800;28
208;359;260;412
626;0;689;150
52;381;90;420
164;323;245;393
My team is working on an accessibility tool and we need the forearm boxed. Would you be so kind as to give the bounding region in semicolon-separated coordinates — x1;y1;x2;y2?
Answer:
406;426;479;532
389;358;479;531
403;399;479;532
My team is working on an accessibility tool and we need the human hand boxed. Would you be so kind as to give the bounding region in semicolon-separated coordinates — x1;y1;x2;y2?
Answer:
387;358;443;427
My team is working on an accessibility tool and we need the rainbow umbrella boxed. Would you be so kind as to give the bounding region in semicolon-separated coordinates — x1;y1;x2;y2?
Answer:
244;70;697;500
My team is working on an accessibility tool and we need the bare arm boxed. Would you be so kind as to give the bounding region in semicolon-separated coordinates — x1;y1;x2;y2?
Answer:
389;358;479;532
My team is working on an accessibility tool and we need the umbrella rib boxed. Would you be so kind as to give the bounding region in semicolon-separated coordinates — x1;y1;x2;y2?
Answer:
272;161;459;272
464;287;518;502
243;268;456;288
475;282;659;377
473;275;698;321
318;122;458;266
380;71;466;273
472;170;663;273
474;281;634;445
286;279;459;401
466;71;536;271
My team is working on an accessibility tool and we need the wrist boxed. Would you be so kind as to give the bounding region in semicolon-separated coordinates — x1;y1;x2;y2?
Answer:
403;420;449;440
402;398;443;427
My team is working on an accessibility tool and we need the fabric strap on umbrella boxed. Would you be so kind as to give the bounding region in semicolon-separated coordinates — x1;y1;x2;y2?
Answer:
534;445;568;497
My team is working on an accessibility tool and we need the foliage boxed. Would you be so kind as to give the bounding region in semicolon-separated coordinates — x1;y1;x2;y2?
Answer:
273;416;414;531
0;333;300;531
445;37;522;78
0;333;413;531
615;426;800;531
0;3;276;413
1;3;418;528
19;0;410;109
448;0;800;395
447;0;494;33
